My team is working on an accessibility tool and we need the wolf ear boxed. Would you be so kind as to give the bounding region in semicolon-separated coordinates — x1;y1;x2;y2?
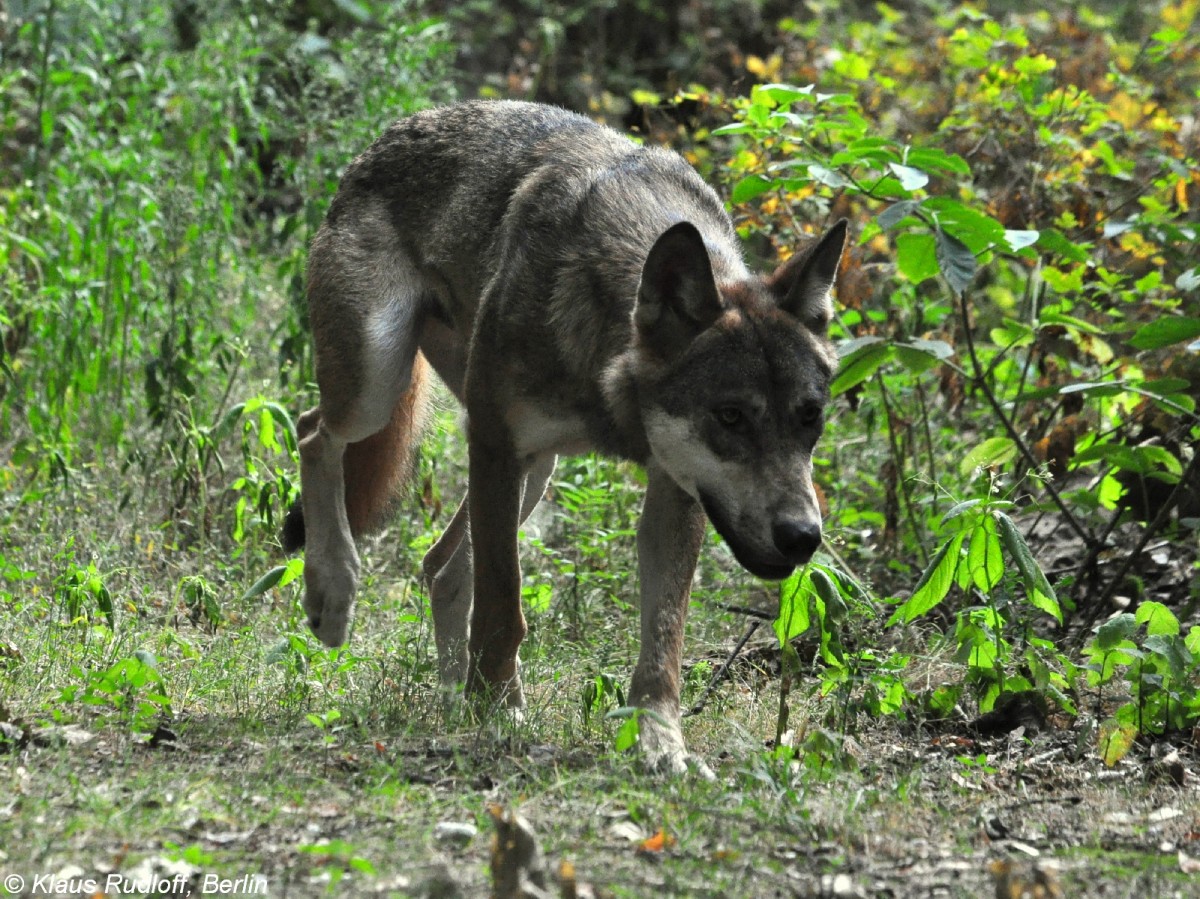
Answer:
772;219;849;334
635;222;723;359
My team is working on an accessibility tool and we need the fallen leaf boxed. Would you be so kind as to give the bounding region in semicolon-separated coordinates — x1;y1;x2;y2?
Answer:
607;821;644;843
432;821;478;849
637;829;675;854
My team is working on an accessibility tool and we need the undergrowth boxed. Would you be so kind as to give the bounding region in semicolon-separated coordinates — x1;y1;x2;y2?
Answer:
1;0;1198;814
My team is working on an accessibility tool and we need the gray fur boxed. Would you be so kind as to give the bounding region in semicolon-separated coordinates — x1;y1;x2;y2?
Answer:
293;101;849;774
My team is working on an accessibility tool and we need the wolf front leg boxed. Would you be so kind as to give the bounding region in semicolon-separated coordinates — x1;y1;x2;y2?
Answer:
464;434;528;709
629;462;709;776
426;455;556;696
297;416;360;646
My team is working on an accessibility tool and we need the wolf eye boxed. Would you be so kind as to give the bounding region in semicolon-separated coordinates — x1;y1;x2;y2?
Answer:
715;406;743;428
797;403;823;427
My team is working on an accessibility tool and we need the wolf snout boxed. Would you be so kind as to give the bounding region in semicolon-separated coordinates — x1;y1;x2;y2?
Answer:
772;519;822;564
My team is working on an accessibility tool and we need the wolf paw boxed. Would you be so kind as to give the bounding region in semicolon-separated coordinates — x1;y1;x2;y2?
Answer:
302;557;359;647
636;714;715;780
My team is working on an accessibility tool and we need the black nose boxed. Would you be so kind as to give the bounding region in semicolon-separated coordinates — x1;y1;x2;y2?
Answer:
772;520;821;562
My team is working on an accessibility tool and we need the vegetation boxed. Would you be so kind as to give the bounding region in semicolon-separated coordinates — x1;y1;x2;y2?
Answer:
1;0;1198;896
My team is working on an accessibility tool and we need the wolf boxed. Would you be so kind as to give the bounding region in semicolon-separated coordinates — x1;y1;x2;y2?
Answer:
282;100;848;774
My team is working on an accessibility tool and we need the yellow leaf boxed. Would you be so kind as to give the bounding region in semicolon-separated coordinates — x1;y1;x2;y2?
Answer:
1076;332;1114;365
1106;92;1143;129
746;54;782;81
1099;718;1137;766
1163;1;1198;31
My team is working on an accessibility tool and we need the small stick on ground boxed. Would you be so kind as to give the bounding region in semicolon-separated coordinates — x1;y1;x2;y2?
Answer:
684;620;761;718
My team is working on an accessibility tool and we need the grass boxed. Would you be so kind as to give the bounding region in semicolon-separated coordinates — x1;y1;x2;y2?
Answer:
3;1;1199;896
3;409;1199;897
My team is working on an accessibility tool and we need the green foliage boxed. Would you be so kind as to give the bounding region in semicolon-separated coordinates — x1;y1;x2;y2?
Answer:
1085;602;1200;764
719;3;1198;758
54;552;115;630
1;0;449;540
61;652;173;734
581;672;626;729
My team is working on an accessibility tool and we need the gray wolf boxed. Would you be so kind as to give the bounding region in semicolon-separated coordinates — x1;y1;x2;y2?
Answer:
282;100;848;773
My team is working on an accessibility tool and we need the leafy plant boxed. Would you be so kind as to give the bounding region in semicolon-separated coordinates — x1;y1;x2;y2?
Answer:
581;672;626;730
54;552;115;631
1085;601;1200;765
62;652;173;735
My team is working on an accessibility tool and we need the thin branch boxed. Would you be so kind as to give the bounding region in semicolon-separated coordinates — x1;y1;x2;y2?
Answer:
1073;448;1200;643
957;291;1093;548
684;620;761;718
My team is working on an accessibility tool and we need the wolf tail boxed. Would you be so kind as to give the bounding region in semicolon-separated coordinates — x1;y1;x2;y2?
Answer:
281;353;431;552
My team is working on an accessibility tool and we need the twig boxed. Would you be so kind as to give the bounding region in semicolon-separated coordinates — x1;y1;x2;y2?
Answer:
684;620;761;718
718;603;774;621
1073;448;1200;644
877;378;931;566
958;292;1093;548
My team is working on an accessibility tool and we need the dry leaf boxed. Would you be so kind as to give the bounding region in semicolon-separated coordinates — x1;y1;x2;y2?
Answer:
637;829;675;854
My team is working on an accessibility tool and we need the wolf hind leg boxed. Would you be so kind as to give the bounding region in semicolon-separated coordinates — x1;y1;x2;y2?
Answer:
298;233;430;647
424;454;556;698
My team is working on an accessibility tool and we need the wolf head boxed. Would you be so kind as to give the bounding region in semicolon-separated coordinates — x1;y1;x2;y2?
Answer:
633;220;848;579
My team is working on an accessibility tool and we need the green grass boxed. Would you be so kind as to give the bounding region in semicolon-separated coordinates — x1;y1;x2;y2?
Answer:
3;1;1200;896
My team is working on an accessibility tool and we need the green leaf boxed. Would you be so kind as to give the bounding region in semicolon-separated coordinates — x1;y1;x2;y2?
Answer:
877;199;921;230
832;339;893;396
1140;378;1192;398
941;498;983;526
905;147;971;176
242;565;290;600
277;557;305;588
960;436;1017;475
614;714;640;751
896;232;938;284
133;649;160;669
523;581;553;614
711;122;754;136
935;228;978;294
966;517;1003;593
887;531;965;626
990;320;1035;350
775;569;813;644
1037;228;1091;263
731;174;775;204
1144;634;1191;681
262;402;299;451
810;567;846;620
1099;717;1137;766
1073;443;1182;477
1059;380;1125;397
1129;317;1200;350
752;82;816;107
895;338;954;374
808;164;851;189
994;512;1061;623
923;198;1006;250
1094;613;1138;651
1135;601;1179;637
